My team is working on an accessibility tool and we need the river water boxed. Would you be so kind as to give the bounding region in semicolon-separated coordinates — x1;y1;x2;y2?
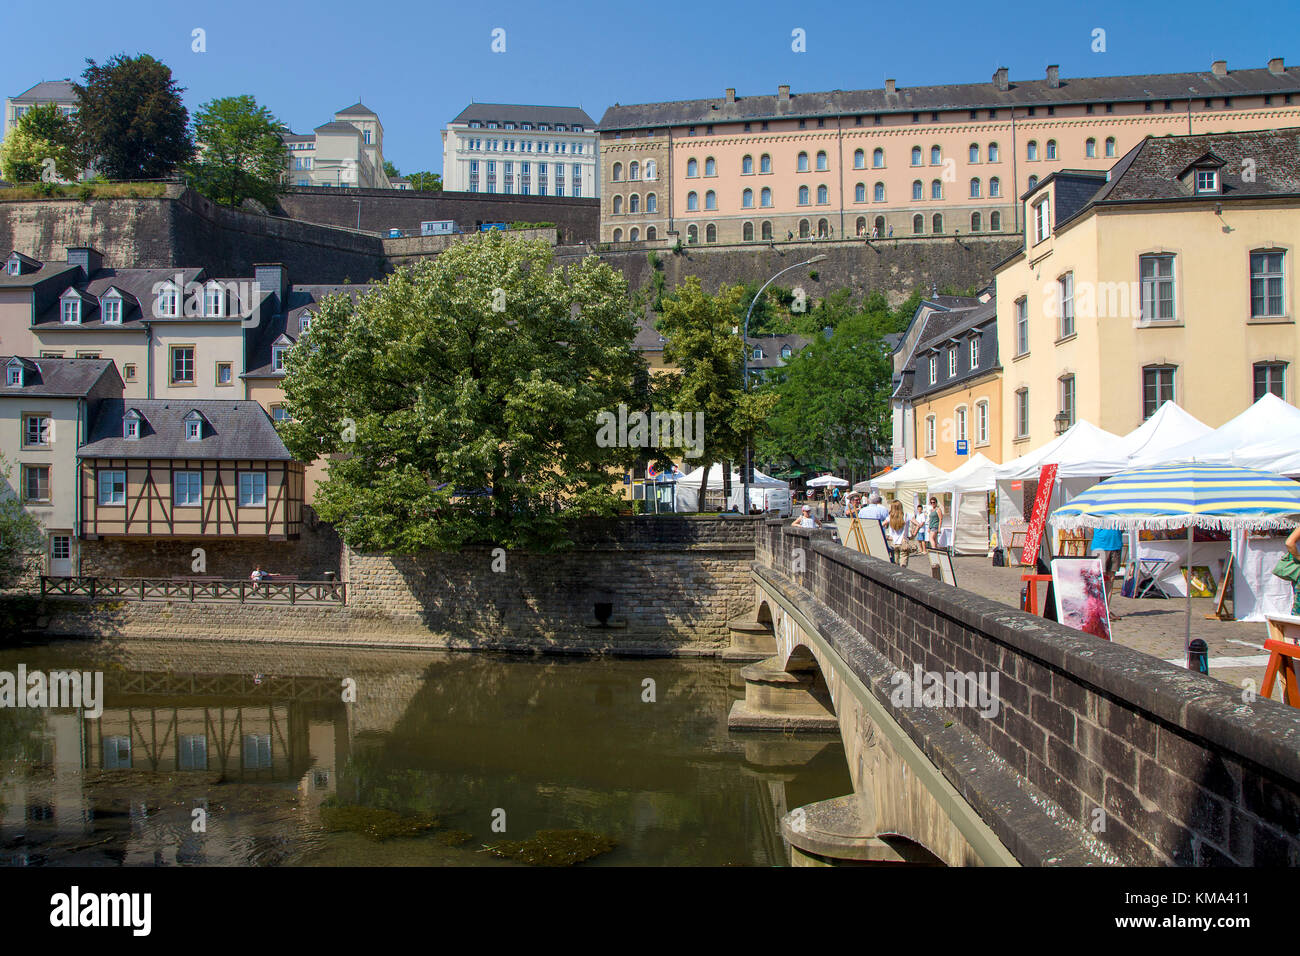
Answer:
0;640;850;866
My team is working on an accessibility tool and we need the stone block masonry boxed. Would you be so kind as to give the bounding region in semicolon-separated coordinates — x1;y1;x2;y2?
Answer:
28;516;759;655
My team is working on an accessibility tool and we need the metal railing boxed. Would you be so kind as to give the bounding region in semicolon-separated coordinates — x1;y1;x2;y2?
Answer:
38;576;346;606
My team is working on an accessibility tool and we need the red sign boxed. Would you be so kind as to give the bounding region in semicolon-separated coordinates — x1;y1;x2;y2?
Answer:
1020;464;1059;567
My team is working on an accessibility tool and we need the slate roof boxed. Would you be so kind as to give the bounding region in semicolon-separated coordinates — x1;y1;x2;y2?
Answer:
335;102;378;117
0;356;118;397
451;103;595;128
598;63;1300;129
915;298;997;352
747;333;810;369
244;284;372;377
0;258;79;291
314;121;362;135
10;80;76;102
80;399;292;460
31;267;211;329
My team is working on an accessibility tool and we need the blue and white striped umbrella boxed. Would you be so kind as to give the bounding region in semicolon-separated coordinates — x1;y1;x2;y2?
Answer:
1051;463;1300;532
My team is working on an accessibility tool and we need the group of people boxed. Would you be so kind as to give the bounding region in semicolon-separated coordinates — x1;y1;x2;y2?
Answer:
791;490;946;568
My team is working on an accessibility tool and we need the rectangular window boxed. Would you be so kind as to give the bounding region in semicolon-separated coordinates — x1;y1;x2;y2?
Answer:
947;348;957;376
216;362;233;385
1140;255;1176;322
242;733;272;769
238;472;267;507
1033;199;1050;243
1015;298;1029;356
23;415;51;447
1195;169;1218;193
1254;362;1287;401
976;402;989;445
102;299;121;324
1250;251;1285;317
969;338;980;368
1015;389;1029;439
123;364;137;382
51;535;70;560
956;406;967;442
170;346;195;385
23;465;50;502
179;735;207;771
98;470;126;506
1143;366;1176;419
1059;375;1076;427
103;736;131;770
1058;273;1075;338
174;471;202;507
272;346;288;372
61;299;80;324
928;356;936;384
925;416;936;455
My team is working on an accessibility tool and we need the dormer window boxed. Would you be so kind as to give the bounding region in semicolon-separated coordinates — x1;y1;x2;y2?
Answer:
781;345;792;360
204;281;224;317
123;411;141;440
185;412;203;441
60;289;82;324
155;281;179;318
101;289;123;325
1195;169;1219;194
272;345;289;372
751;347;763;361
299;313;312;334
1033;197;1051;243
5;254;20;276
5;359;23;386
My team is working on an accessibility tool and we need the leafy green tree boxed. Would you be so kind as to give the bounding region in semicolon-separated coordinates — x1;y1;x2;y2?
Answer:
654;277;776;510
0;104;79;182
405;171;442;192
187;95;288;208
277;234;642;552
383;160;400;180
0;454;43;588
74;54;193;180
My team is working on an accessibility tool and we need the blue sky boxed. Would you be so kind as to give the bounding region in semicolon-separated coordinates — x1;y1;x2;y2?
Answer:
4;0;1297;175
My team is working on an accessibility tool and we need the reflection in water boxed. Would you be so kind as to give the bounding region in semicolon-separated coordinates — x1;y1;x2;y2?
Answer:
0;642;850;866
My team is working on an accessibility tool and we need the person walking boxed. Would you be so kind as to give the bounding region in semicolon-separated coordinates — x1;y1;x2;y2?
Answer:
886;500;917;567
927;496;944;551
910;501;928;553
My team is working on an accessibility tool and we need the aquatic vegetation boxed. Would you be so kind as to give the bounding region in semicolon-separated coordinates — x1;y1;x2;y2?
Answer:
485;829;616;866
434;828;473;847
319;804;438;841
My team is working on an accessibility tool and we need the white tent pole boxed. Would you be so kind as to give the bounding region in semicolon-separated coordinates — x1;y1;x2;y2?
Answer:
1185;524;1193;658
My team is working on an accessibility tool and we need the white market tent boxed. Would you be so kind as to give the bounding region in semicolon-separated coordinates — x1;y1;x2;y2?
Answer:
860;458;949;510
930;453;998;555
673;463;791;514
1119;401;1213;463
1129;393;1300;475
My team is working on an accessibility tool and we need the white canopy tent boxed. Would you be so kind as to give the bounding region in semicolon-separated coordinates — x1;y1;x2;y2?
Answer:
930;453;998;555
1129;393;1300;475
673;464;791;514
859;458;949;511
1119;401;1214;463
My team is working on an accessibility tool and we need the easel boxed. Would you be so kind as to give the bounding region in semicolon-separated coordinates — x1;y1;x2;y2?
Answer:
1261;614;1300;707
845;516;871;554
1205;555;1234;621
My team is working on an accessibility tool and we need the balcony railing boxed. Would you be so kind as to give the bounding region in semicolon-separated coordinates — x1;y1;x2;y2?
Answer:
38;576;346;606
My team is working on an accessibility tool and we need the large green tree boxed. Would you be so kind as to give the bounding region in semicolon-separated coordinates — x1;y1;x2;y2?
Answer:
655;277;776;510
74;53;193;179
188;95;289;208
277;234;642;552
0;104;79;182
0;454;44;588
405;171;442;192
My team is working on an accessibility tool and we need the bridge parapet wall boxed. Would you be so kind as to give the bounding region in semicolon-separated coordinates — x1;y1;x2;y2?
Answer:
757;520;1300;866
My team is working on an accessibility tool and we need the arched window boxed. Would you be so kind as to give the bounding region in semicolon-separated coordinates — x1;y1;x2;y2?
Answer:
911;146;922;166
629;194;639;213
873;148;884;168
1028;174;1039;189
687;191;699;211
912;180;923;200
988;142;999;162
797;152;809;172
989;176;1000;197
630;227;639;241
816;150;828;170
856;216;867;236
706;223;717;243
930;145;941;165
647;192;657;212
742;188;754;208
969;143;980;163
1046;139;1057;160
817;218;829;237
613;228;623;241
1085;138;1096;158
761;221;773;240
1105;137;1116;157
971;211;982;232
704;190;716;210
874;215;885;235
613;195;623;214
854;148;865;168
705;157;716;176
687;224;698;243
629;161;640;180
612;162;623;181
743;221;754;241
742;154;753;174
799;219;810;238
970;178;981;198
931;179;942;199
1027;140;1038;161
760;153;771;173
932;213;943;233
687;158;698;177
816;184;828;204
645;160;657;180
873;182;885;202
646;226;657;240
855;182;866;202
760;187;772;207
912;214;924;234
798;185;810;205
990;211;1001;231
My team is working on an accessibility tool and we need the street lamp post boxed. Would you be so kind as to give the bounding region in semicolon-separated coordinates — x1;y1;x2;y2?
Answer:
742;254;827;516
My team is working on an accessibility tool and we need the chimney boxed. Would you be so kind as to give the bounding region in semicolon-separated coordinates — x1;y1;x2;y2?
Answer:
778;84;791;102
65;247;102;277
885;78;896;94
1269;57;1285;76
253;263;289;312
1046;64;1060;88
993;67;1009;92
1211;59;1227;76
725;88;736;103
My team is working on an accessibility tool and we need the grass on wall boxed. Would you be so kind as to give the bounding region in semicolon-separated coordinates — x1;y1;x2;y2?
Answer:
0;182;167;201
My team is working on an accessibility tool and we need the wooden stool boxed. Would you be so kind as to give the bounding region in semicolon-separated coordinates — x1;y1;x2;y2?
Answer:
1262;615;1300;708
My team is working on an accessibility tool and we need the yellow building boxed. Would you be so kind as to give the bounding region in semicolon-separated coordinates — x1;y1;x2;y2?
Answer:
995;127;1300;456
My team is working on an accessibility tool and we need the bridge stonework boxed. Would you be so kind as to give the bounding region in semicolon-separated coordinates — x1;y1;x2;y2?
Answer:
754;521;1300;867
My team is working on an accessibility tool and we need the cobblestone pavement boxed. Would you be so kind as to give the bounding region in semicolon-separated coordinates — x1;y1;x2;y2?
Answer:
951;555;1284;702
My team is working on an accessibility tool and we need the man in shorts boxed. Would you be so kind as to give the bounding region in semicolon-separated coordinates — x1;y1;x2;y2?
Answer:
1090;527;1125;619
